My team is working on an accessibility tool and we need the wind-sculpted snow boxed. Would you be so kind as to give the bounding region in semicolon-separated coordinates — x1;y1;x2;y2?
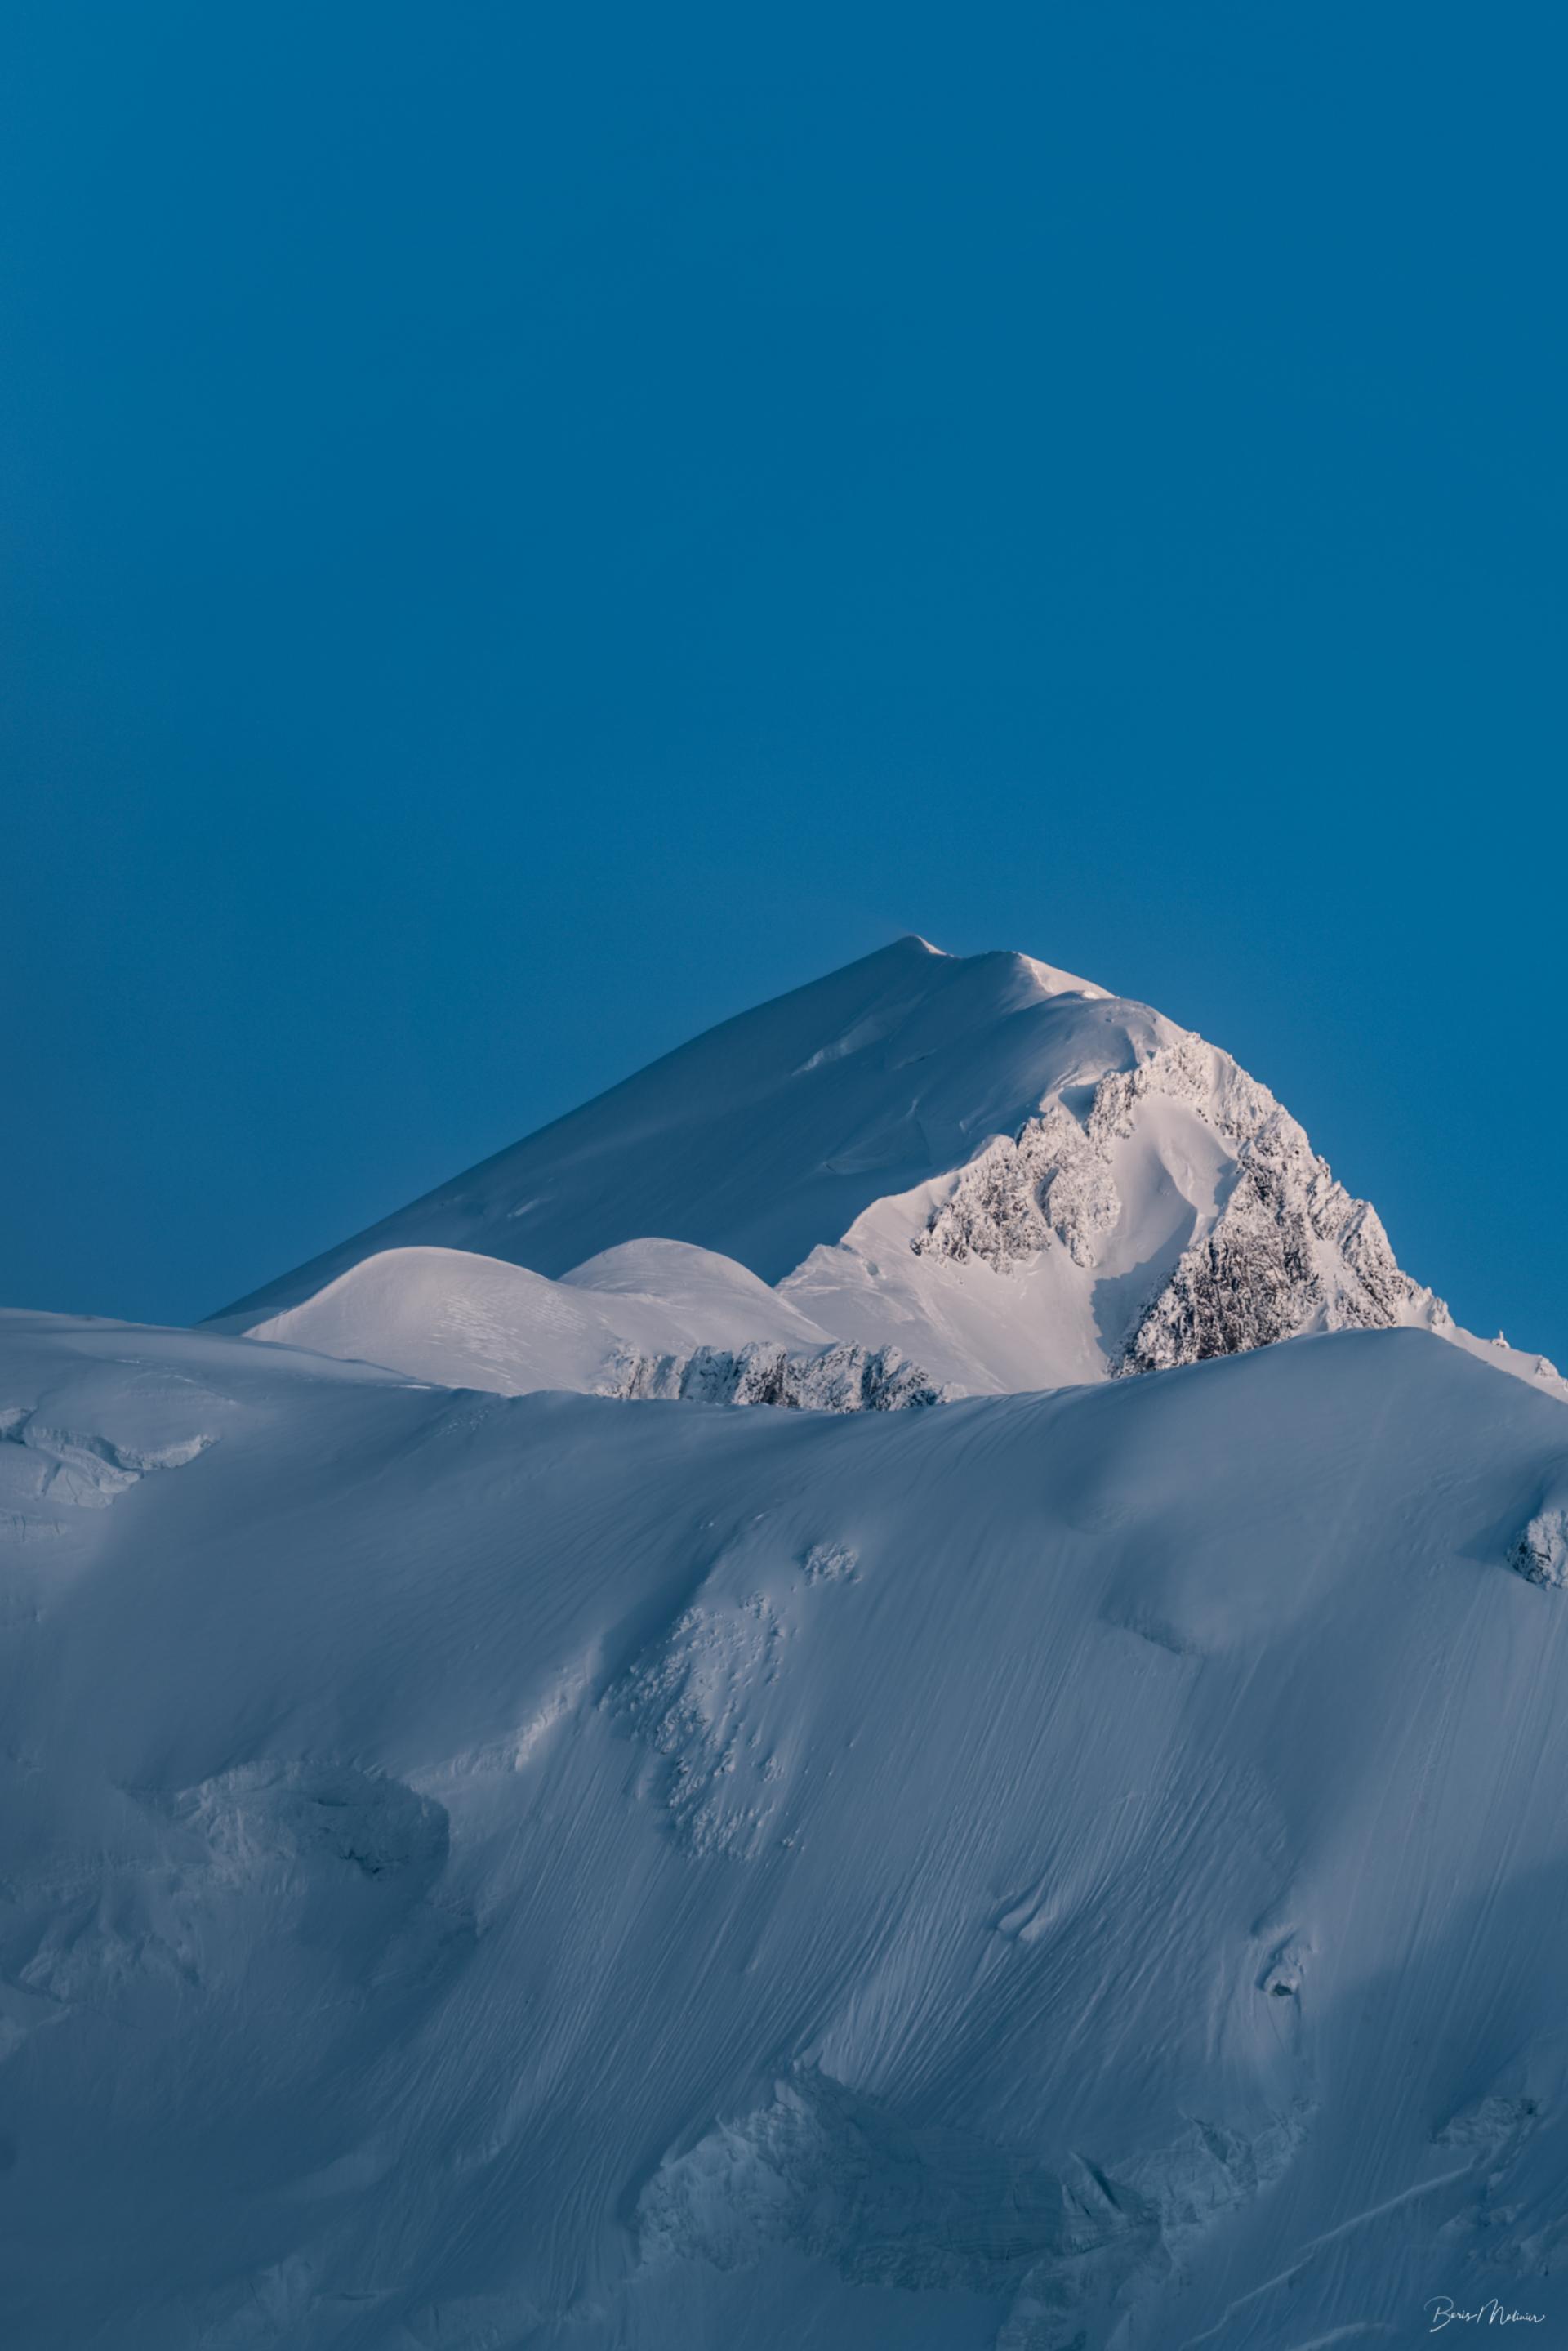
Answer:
230;1245;942;1412
599;1336;945;1411
6;1307;1568;2345
0;1392;217;1538
227;1240;839;1399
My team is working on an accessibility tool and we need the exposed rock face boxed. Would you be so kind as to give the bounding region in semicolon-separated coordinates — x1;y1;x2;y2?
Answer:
1088;1028;1274;1150
598;1339;944;1412
913;1103;1117;1269
913;1036;1271;1278
1120;1107;1440;1375
911;1033;1446;1377
1509;1502;1568;1590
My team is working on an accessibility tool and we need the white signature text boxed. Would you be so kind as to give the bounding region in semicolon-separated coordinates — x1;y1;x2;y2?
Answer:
1426;2299;1546;2332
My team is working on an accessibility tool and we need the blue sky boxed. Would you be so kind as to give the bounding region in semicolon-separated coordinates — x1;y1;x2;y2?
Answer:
3;3;1565;1359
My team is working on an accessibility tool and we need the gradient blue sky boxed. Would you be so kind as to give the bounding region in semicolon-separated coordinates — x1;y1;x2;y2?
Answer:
4;3;1565;1359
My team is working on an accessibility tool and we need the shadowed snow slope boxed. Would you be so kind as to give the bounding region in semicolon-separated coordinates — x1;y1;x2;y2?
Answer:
5;1305;1568;2346
220;938;1560;1394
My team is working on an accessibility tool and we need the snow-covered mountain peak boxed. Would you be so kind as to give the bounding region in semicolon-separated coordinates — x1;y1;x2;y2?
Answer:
219;938;1561;1405
1013;948;1113;1002
219;939;1174;1323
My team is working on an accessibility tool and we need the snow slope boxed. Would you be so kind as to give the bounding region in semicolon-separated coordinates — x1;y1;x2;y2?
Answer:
228;1241;833;1394
216;939;1145;1314
5;1304;1568;2347
227;1241;941;1409
220;939;1561;1398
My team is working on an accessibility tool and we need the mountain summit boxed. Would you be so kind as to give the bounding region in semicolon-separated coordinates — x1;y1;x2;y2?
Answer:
221;938;1558;1400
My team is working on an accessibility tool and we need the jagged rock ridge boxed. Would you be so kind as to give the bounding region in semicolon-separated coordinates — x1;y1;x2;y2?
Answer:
1120;1106;1441;1375
599;1338;945;1412
911;1032;1448;1376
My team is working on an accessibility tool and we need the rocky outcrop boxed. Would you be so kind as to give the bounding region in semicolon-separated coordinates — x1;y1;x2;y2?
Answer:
598;1339;945;1412
912;1035;1270;1278
911;1033;1448;1377
913;1103;1117;1269
1119;1106;1441;1374
1509;1500;1568;1590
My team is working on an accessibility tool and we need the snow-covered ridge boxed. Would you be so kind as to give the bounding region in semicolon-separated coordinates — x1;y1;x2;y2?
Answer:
230;1239;943;1412
7;1306;1568;2344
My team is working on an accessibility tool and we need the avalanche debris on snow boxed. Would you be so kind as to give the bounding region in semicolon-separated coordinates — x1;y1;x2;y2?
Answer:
802;1537;858;1583
610;1594;791;1859
176;1762;450;1888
